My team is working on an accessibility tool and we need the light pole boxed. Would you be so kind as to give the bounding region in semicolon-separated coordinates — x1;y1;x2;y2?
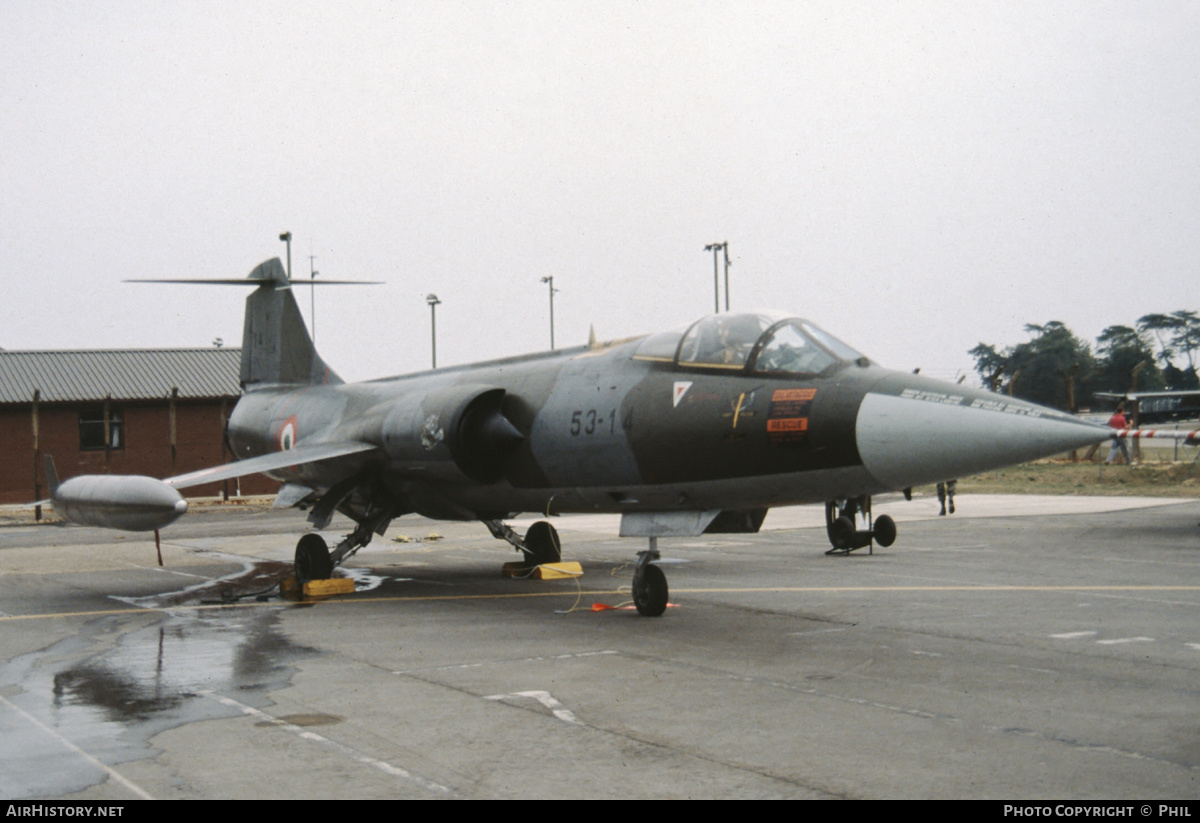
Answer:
722;242;731;312
704;242;730;312
426;294;441;368
279;231;292;279
309;255;318;342
540;276;559;350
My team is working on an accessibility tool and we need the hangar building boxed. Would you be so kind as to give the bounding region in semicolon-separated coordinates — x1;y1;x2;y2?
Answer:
0;348;278;505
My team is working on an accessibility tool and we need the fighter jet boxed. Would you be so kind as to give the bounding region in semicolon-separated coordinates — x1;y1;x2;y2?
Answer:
50;257;1118;615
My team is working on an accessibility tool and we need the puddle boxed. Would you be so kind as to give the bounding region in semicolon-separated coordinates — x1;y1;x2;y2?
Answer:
0;563;320;799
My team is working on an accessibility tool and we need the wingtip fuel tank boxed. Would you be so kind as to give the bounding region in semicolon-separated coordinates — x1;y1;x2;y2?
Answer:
51;475;189;532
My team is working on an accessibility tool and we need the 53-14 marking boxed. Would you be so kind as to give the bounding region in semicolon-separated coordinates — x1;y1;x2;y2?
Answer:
570;409;616;436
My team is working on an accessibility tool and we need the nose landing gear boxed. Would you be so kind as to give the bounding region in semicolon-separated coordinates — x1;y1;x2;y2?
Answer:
632;538;668;617
825;497;896;555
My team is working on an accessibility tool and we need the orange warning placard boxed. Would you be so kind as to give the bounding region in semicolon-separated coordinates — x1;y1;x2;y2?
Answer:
767;417;808;433
767;388;815;445
771;388;817;402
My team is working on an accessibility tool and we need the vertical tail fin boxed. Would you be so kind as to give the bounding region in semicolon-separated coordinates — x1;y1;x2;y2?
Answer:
240;259;343;387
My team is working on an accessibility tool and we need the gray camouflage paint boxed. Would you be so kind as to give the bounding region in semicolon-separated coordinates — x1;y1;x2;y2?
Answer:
216;259;1111;535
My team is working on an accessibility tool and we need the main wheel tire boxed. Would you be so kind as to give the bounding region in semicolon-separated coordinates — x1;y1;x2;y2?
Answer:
295;533;333;582
873;514;897;547
632;564;668;617
523;521;562;566
824;501;840;544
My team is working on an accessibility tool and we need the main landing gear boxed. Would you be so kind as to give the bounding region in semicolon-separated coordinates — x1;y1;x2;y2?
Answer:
484;519;562;566
824;496;896;555
293;507;393;582
295;533;333;581
485;519;668;616
297;508;672;618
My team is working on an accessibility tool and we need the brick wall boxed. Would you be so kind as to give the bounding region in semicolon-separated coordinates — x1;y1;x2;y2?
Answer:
0;400;278;504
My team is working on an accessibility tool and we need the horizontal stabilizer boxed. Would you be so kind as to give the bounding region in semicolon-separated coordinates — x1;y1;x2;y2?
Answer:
166;441;378;490
126;254;381;288
130;258;381;387
127;278;383;287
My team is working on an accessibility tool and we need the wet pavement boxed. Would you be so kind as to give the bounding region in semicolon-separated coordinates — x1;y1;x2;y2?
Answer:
0;549;316;798
2;498;1199;799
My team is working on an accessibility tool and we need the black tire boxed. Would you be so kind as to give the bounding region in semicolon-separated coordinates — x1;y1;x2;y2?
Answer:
295;533;333;582
632;563;668;617
873;514;897;547
824;501;839;544
831;516;856;550
523;521;562;565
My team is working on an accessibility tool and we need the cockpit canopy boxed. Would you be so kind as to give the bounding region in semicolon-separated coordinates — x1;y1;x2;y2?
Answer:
633;312;868;377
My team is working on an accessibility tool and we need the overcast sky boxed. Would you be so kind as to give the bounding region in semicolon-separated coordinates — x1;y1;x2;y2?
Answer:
3;1;1198;385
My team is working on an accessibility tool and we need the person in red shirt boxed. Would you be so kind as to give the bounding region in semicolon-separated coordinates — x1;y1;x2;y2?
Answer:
1106;404;1133;465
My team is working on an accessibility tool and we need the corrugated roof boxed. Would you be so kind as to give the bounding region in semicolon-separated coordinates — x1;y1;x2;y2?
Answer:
0;349;243;404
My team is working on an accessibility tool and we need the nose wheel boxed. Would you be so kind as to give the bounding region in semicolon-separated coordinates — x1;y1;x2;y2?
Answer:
632;539;668;616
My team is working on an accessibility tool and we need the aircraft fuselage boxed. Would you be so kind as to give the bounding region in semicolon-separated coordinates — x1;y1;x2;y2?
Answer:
226;331;1106;524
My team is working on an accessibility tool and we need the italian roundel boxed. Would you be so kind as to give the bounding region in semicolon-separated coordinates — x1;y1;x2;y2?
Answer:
278;415;298;451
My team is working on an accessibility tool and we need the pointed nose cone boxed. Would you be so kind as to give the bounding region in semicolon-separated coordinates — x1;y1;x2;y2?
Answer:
855;374;1111;490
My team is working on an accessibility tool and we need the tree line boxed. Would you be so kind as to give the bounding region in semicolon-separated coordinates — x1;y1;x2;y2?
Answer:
969;311;1200;412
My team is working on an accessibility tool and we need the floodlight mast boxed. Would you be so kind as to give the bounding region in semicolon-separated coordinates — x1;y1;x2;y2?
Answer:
704;242;730;312
426;294;441;368
540;276;559;350
309;255;318;342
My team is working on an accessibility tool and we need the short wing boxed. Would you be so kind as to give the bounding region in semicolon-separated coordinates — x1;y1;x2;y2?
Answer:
165;441;379;490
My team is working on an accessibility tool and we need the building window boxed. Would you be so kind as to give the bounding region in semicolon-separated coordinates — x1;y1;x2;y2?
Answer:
79;406;124;451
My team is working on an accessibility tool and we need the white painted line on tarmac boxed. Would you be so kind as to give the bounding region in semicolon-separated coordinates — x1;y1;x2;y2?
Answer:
0;693;154;800
392;649;618;676
201;690;451;796
484;690;582;725
1051;631;1156;645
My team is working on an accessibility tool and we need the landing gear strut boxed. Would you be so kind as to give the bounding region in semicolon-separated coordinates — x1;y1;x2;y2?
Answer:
632;537;668;617
824;496;896;555
293;501;394;582
484;519;562;566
